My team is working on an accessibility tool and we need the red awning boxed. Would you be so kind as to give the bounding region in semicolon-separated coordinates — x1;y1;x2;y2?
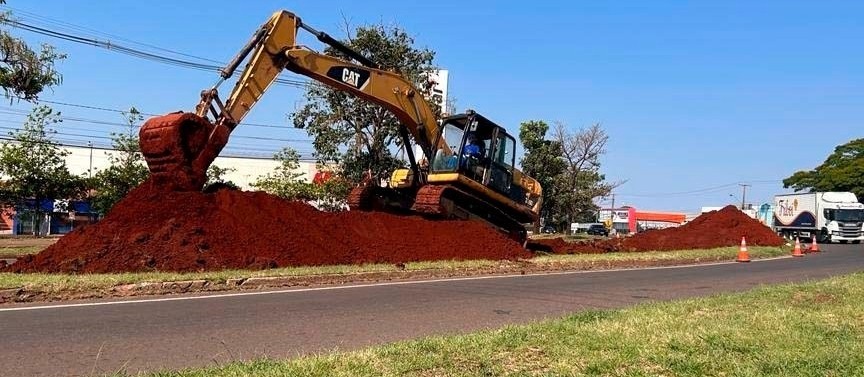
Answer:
633;211;686;224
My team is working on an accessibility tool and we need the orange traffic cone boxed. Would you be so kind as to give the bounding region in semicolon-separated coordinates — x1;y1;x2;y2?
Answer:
792;237;804;257
810;237;820;253
737;237;751;262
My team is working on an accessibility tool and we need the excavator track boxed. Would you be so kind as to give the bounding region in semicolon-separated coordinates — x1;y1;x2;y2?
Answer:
347;185;415;214
347;185;375;211
411;184;527;243
411;185;449;215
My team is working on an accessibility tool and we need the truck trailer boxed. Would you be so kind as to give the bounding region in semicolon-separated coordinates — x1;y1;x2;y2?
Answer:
773;192;864;243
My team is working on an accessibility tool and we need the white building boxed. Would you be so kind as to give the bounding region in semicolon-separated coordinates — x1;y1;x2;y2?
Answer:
64;145;318;189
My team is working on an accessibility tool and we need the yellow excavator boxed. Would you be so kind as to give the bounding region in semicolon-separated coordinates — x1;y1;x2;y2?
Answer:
139;10;542;242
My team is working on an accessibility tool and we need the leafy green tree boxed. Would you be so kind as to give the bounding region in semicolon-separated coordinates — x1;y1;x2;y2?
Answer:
204;164;239;191
312;173;352;212
253;147;351;211
0;3;66;101
784;138;864;200
0;105;86;235
339;150;404;185
252;147;315;200
89;107;149;214
292;22;436;184
519;120;566;228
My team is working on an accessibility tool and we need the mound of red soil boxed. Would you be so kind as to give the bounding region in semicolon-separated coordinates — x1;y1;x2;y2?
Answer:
8;180;529;273
540;205;784;254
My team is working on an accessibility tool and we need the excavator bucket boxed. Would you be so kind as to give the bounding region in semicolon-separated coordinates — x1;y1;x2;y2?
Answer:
139;112;230;192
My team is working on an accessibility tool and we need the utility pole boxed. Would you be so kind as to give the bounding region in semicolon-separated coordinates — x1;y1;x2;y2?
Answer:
608;192;616;231
739;183;750;210
88;141;93;178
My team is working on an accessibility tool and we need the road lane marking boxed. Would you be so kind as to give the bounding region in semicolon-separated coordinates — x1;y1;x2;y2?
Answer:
0;255;793;312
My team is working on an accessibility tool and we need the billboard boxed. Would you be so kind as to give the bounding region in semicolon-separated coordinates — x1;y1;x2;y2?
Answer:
423;69;449;114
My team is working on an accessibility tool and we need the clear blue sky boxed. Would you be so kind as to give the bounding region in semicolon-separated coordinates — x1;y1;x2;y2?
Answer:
3;1;862;213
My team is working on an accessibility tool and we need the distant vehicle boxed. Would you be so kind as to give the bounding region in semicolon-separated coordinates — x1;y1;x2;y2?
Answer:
774;192;864;244
587;224;609;237
541;225;557;234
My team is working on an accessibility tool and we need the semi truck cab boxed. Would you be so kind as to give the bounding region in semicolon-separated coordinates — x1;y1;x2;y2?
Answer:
822;204;864;243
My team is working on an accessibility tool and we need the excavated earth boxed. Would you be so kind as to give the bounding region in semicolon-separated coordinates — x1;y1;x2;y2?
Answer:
5;182;782;274
534;205;784;254
8;179;530;273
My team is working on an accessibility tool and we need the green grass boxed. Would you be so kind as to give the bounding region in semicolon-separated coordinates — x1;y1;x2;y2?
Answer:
0;259;503;293
0;247;787;294
530;233;603;241
0;246;43;257
535;245;787;264
135;272;864;377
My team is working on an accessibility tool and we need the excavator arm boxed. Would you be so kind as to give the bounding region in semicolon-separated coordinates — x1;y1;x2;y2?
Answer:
140;10;443;191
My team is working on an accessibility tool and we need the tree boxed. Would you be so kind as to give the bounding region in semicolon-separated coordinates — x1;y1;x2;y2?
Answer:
553;122;618;223
0;3;66;101
519;120;617;228
0;105;86;235
311;171;352;212
204;164;239;191
252;147;315;200
89;107;149;214
339;150;404;185
518;120;566;228
292;22;437;185
784;138;864;200
252;147;351;211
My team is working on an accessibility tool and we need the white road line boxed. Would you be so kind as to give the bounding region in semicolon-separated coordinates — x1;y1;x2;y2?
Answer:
0;255;793;312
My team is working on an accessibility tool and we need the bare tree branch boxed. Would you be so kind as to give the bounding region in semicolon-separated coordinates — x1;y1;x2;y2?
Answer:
550;121;615;219
339;11;354;41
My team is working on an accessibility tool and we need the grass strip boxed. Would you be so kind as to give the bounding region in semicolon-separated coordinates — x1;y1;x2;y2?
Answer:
0;246;43;257
0;246;787;293
140;271;864;377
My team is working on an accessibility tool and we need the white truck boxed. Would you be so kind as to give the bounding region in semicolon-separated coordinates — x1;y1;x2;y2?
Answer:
773;192;864;243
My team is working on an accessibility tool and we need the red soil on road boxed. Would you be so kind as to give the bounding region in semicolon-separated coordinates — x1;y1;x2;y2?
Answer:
8;180;529;273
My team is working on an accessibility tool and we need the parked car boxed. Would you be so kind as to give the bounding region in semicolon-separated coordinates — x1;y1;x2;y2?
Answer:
587;224;609;237
541;225;557;234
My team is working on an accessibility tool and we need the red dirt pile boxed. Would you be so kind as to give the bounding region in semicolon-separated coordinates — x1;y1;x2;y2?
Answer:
8;180;529;273
537;205;784;254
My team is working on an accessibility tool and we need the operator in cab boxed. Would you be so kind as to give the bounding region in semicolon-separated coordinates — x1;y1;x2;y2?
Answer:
461;132;487;179
463;132;486;160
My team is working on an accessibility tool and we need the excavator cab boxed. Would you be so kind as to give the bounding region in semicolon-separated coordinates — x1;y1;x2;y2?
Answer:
429;111;516;197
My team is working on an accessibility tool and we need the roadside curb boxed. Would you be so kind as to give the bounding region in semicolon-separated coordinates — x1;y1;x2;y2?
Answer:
0;252;791;305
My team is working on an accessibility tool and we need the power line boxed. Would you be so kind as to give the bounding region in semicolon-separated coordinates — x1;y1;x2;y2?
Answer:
0;107;314;144
616;183;740;198
0;136;319;161
616;180;784;199
1;5;224;65
0;129;309;157
0;17;313;88
33;99;303;130
0;117;315;155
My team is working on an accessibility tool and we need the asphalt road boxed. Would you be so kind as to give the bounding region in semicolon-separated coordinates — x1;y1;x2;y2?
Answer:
2;243;862;376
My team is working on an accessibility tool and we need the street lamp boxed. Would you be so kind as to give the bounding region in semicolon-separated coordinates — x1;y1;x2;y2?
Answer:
729;193;739;206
